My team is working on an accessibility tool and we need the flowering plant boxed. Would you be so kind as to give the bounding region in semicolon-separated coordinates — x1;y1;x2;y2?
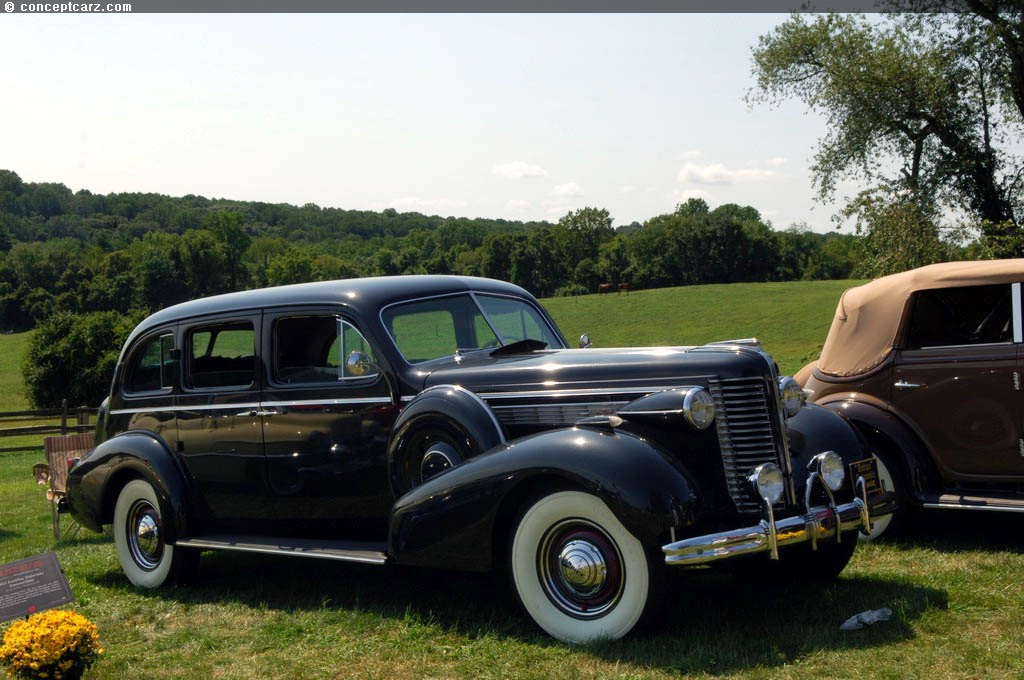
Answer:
0;610;102;680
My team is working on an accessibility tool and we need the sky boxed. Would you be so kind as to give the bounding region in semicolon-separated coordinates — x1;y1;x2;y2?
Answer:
1;14;848;231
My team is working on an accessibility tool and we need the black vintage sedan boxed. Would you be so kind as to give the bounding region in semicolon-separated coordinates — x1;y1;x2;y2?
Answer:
65;275;892;643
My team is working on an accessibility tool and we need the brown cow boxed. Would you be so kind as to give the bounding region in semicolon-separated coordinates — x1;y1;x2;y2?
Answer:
598;283;614;294
618;282;632;295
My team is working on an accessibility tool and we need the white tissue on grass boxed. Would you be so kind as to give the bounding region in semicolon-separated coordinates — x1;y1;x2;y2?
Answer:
840;607;893;630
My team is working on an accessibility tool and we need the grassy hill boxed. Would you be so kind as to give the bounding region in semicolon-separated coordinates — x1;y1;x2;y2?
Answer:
543;279;857;375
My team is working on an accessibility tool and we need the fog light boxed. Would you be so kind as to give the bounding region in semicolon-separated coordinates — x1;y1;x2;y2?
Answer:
749;463;785;504
682;387;716;430
811;451;846;492
778;376;805;417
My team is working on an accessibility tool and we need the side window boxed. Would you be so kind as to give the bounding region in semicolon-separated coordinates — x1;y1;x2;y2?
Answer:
274;316;378;384
905;284;1013;349
125;333;174;393
187;321;256;389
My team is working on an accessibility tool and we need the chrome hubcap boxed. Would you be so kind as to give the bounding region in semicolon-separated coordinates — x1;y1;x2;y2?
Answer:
127;501;163;571
557;539;608;596
539;520;624;619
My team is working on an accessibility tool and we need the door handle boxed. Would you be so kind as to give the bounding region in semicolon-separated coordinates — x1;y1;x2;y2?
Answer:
894;380;921;390
238;408;283;417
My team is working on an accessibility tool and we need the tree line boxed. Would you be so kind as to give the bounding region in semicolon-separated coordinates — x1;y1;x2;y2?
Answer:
0;169;860;334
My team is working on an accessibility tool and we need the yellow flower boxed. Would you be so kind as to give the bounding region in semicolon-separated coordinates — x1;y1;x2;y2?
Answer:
0;610;101;680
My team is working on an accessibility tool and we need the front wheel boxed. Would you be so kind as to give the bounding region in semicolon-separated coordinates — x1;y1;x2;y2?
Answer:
510;491;657;643
113;479;196;588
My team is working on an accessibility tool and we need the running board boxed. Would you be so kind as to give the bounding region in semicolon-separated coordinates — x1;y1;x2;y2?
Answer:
174;536;389;565
922;493;1024;513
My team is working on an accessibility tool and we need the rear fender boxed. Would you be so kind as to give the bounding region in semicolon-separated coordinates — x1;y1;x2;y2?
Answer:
66;430;193;540
388;425;698;572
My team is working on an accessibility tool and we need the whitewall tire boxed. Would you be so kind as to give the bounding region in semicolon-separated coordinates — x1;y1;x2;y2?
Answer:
113;479;187;588
511;491;653;643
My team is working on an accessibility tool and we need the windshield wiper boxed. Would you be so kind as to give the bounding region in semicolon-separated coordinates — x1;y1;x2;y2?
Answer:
490;338;548;357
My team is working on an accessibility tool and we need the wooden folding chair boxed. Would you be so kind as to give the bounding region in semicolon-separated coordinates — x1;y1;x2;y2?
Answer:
39;432;95;542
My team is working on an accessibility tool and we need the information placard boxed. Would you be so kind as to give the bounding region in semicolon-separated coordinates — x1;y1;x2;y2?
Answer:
0;552;75;623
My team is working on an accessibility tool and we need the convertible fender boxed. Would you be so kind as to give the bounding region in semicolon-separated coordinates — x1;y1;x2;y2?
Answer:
813;398;936;499
66;430;193;540
387;384;506;495
388;425;698;572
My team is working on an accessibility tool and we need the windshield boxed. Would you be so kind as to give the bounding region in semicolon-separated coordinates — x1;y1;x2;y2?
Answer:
382;293;564;364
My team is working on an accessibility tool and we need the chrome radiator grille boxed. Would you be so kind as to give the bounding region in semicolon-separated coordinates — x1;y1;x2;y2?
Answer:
709;377;782;514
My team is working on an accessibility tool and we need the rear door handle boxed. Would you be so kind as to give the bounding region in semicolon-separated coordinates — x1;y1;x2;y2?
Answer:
239;408;283;417
894;380;921;390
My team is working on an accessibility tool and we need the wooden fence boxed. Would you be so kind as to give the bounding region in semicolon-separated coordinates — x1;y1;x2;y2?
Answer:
0;400;93;454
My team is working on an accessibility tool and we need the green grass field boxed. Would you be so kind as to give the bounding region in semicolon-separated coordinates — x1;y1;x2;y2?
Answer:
1;280;1022;679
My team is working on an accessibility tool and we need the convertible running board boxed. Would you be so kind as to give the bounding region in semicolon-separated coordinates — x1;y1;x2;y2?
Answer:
923;493;1024;513
174;536;389;565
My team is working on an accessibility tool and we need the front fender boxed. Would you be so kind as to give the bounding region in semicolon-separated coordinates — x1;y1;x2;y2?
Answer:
814;399;937;498
66;430;193;540
786;403;869;502
388;425;698;572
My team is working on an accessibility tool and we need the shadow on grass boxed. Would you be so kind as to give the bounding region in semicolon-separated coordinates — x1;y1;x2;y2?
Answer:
890;510;1024;554
87;549;945;675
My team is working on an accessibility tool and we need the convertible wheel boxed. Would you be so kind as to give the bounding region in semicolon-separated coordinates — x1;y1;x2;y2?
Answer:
113;479;195;588
511;491;655;643
859;436;910;541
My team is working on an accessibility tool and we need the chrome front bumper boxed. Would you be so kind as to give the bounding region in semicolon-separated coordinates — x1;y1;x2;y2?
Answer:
662;476;896;566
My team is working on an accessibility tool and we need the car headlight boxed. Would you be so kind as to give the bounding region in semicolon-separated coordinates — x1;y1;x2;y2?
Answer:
748;463;785;504
810;451;846;492
682;387;716;429
778;376;805;417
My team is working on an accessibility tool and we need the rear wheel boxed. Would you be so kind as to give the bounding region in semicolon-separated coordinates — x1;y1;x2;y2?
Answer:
510;491;658;643
113;479;196;588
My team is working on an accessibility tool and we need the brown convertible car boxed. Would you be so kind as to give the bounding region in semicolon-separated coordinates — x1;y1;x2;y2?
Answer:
797;259;1024;538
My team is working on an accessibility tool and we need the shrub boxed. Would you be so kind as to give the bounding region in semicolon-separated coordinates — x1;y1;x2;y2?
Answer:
0;609;102;679
22;310;144;409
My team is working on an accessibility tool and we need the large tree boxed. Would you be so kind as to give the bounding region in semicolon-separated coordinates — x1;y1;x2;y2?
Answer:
751;10;1024;268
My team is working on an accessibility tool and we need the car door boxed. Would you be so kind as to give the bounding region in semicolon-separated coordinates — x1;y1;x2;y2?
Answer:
259;309;397;540
175;313;269;531
890;282;1024;481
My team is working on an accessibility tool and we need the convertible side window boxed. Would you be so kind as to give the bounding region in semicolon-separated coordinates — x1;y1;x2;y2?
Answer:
186;321;256;389
905;284;1013;348
125;333;175;393
274;315;378;383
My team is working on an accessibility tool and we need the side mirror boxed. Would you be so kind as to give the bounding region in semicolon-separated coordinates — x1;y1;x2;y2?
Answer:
345;351;379;377
579;334;592;349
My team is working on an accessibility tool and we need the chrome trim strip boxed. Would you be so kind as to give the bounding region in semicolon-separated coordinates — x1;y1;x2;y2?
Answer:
922;502;1024;513
479;386;682;400
111;397;393;416
260;397;393;408
1014;282;1022;344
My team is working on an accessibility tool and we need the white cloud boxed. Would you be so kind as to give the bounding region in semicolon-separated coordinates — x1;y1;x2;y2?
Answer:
389;197;469;212
766;157;788;167
678;162;777;185
551;181;584;197
505;199;531;211
492;161;549;179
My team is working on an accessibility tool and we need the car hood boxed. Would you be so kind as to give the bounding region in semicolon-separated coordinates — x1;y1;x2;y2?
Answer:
417;345;775;396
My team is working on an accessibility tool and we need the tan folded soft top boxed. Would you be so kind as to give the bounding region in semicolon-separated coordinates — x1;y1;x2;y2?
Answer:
816;259;1024;377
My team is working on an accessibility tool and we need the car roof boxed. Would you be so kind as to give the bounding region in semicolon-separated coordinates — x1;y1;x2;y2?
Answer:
129;275;535;342
817;259;1024;377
